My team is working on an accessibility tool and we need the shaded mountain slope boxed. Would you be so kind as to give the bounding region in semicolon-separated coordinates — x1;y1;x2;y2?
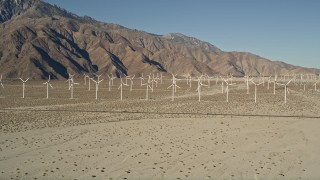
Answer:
0;0;317;79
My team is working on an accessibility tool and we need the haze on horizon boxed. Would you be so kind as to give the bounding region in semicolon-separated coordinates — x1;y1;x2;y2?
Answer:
44;0;320;69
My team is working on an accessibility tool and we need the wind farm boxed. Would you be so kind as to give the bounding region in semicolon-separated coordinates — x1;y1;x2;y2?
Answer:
1;72;320;179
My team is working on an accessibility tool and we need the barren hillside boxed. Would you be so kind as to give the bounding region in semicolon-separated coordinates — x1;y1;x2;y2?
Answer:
0;0;317;79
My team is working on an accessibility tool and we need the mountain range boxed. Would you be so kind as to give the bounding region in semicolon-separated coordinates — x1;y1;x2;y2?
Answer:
0;0;317;79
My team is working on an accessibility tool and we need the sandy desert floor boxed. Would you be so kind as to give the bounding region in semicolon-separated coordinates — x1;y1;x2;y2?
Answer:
0;78;320;179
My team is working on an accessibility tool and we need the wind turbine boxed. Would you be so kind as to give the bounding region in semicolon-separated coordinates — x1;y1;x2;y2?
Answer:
129;75;135;91
196;76;207;102
188;75;192;89
260;74;265;86
160;72;164;84
110;74;115;86
139;73;145;86
250;79;264;103
220;77;224;94
67;73;75;89
67;77;78;99
314;80;319;92
229;74;233;84
146;75;154;92
87;75;92;91
272;74;278;95
43;75;53;99
90;77;103;100
0;74;4;89
244;74;253;94
141;81;152;100
150;75;155;92
215;75;219;85
19;78;29;98
167;74;180;101
124;75;131;85
153;74;159;88
118;78;128;101
107;74;116;91
276;78;294;104
185;74;192;89
223;78;236;102
205;74;211;88
84;73;89;85
267;76;272;90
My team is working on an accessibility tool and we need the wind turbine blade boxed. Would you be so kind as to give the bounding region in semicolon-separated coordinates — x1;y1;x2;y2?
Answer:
49;84;53;88
286;78;294;85
1;83;4;88
167;84;173;89
91;78;97;83
223;78;228;83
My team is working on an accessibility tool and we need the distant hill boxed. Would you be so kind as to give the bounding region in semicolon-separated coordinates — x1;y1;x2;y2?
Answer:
0;0;317;79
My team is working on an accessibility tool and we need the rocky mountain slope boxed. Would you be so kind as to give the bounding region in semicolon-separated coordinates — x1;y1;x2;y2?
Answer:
0;0;317;79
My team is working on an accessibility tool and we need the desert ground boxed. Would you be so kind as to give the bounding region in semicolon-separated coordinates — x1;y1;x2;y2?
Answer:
0;77;320;179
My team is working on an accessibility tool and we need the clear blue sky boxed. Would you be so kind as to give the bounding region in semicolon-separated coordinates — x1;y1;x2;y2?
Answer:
44;0;320;68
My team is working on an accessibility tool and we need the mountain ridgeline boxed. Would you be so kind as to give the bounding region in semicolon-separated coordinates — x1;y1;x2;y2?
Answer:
0;0;317;79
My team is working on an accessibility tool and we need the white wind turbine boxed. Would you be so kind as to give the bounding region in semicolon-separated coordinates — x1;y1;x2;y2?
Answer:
84;73;89;85
250;79;264;103
314;80;319;92
276;78;294;104
153;74;159;88
107;74;116;91
220;77;224;94
303;80;307;91
90;77;104;100
129;75;135;91
223;78;236;102
205;74;211;88
260;74;265;86
118;77;129;101
87;75;92;91
110;74;115;86
43;75;53;99
267;76;272;90
196;76;207;102
272;74;278;95
185;74;192;89
146;75;154;92
19;78;29;98
243;74;253;94
68;73;75;89
0;74;4;89
139;73;145;86
167;74;180;101
149;75;156;92
215;75;219;85
141;80;152;100
188;75;192;89
67;77;78;99
125;75;130;85
229;74;234;84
